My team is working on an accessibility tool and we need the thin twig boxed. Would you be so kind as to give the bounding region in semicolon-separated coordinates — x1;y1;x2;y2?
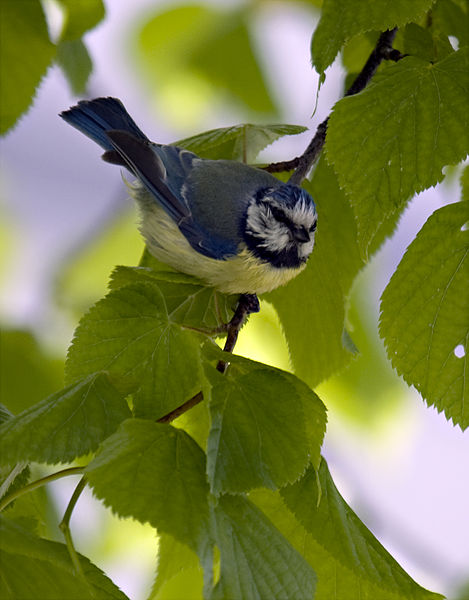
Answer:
157;391;204;424
157;294;260;423
216;293;259;374
0;466;86;512
59;476;89;585
264;28;403;183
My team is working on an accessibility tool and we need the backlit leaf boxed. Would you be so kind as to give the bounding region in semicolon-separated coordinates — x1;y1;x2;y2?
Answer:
210;494;316;600
311;0;434;73
176;123;306;163
0;0;55;134
380;200;469;429
86;419;209;552
65;282;205;420
0;373;130;466
326;49;469;253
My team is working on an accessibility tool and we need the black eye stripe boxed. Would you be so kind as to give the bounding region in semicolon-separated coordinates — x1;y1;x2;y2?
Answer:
269;205;289;225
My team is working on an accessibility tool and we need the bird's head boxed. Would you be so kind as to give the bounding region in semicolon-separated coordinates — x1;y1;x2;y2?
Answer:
243;184;317;269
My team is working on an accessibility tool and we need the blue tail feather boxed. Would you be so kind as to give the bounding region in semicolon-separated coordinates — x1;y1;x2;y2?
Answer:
60;97;148;151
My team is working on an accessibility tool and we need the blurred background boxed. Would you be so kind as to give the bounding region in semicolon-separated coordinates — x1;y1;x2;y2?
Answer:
1;1;468;599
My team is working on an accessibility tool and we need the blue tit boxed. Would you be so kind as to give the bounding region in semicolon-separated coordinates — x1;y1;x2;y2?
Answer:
60;97;317;294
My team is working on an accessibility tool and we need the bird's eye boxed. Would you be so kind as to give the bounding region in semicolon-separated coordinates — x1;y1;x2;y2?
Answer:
309;221;317;233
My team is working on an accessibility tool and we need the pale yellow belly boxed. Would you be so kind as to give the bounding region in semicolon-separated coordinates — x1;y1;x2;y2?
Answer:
133;187;305;294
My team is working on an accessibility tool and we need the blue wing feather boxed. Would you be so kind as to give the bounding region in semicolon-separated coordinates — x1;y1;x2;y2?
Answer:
60;97;280;260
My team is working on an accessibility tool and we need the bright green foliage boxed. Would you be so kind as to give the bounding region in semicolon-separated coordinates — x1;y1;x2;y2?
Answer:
151;533;203;599
3;1;466;598
205;360;323;494
108;266;237;331
56;0;105;41
210;495;316;600
253;487;442;600
0;1;55;134
137;4;276;115
0;516;128;600
65;280;206;420
176;124;306;163
85;419;209;552
56;40;92;95
0;330;64;414
326;49;469;254
311;0;434;73
268;161;364;387
380;200;469;429
0;373;130;466
281;460;442;599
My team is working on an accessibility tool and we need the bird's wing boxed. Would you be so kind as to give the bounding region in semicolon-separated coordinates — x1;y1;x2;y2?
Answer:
105;130;239;259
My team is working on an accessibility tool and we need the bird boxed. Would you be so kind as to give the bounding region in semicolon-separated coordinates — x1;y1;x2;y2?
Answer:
60;97;317;295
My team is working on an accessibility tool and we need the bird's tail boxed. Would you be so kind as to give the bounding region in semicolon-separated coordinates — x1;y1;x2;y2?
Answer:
60;97;148;151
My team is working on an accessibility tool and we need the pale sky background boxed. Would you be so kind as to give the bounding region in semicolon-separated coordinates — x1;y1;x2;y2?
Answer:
1;1;468;599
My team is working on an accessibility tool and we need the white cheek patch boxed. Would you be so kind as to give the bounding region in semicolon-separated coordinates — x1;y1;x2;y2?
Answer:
298;238;314;259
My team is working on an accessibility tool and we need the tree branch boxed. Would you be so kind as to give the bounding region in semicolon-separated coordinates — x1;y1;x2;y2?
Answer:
265;28;403;183
155;31;404;427
157;294;260;423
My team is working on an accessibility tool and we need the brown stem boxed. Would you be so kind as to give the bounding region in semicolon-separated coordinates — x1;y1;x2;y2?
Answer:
264;28;403;182
157;294;260;423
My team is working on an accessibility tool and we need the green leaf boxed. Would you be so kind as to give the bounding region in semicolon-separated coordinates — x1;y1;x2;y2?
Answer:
252;488;442;600
379;200;469;429
210;494;316;600
267;161;365;387
403;23;453;62
65;282;206;420
204;354;326;494
0;372;131;466
151;533;203;600
109;266;236;331
0;516;128;599
85;419;210;552
176;123;306;162
56;39;92;95
57;0;105;41
311;0;434;73
432;0;469;50
137;5;276;115
326;49;469;253
0;0;55;135
0;329;63;414
279;460;443;599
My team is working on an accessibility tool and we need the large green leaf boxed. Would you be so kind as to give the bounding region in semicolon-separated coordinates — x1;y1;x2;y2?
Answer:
311;0;434;73
85;419;209;552
176;123;306;162
210;494;316;600
136;4;276;115
204;353;326;495
0;516;128;599
0;372;130;466
108;266;236;331
380;199;469;429
267;160;364;387
326;49;469;254
65;281;206;420
253;486;442;600
0;0;55;134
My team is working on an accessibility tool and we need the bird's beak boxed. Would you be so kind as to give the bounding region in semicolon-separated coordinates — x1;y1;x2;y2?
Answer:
292;226;310;243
